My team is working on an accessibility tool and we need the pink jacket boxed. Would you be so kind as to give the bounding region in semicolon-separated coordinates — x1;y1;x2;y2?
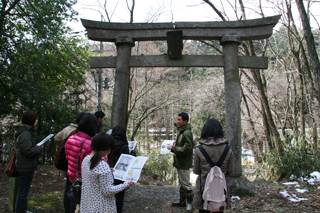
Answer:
65;131;92;183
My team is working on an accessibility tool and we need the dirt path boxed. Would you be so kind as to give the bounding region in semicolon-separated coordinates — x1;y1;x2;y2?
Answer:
1;165;320;213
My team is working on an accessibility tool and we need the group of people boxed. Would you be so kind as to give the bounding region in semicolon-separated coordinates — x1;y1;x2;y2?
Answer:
13;110;133;213
56;111;134;213
13;110;233;213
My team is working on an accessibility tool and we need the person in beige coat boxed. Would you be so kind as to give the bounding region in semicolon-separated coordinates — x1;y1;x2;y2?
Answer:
54;112;85;142
193;119;234;213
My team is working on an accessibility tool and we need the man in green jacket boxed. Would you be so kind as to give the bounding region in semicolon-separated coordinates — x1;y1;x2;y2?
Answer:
167;112;194;213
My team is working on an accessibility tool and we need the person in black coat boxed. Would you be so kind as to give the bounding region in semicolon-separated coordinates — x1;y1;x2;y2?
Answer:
14;110;42;213
111;125;130;213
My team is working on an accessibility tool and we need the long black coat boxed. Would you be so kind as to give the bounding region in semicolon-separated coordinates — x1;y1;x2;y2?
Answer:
112;139;129;185
14;122;42;173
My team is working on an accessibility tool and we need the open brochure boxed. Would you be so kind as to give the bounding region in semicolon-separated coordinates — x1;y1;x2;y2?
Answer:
160;140;175;154
128;141;137;152
113;154;148;182
37;134;55;146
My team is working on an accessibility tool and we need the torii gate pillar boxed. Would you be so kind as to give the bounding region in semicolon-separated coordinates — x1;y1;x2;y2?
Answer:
111;37;134;127
221;35;242;177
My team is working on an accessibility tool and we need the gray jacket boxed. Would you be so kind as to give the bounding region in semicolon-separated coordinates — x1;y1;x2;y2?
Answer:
14;122;42;173
193;137;233;210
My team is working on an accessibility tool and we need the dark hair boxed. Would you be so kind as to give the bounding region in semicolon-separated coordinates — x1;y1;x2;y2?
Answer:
90;133;115;170
77;113;98;138
178;112;189;123
22;110;37;126
111;125;128;145
75;112;85;124
94;110;105;119
201;119;224;139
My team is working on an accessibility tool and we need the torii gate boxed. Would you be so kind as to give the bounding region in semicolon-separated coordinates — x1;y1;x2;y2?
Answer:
82;15;280;180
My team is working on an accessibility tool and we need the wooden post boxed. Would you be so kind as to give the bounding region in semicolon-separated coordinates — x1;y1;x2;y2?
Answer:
111;37;134;128
221;35;242;177
8;177;19;212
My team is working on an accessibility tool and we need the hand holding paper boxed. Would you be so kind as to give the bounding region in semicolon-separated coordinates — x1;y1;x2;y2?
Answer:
160;140;175;154
113;154;148;182
128;141;137;152
37;134;55;146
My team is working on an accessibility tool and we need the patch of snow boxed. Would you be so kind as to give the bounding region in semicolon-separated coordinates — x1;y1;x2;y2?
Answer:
266;193;270;195
289;194;308;202
295;184;300;188
280;190;308;202
280;190;290;197
231;196;241;201
282;181;299;185
296;188;308;193
308;171;320;184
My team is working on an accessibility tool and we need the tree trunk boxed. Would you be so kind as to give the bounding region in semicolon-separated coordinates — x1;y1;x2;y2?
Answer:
251;68;283;159
291;73;298;142
313;122;318;151
296;0;320;101
240;82;262;163
261;102;273;151
298;61;306;142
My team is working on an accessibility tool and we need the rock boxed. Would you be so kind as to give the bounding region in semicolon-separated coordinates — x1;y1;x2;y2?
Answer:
228;177;254;197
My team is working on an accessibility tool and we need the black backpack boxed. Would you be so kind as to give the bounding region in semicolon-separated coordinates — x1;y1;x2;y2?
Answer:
55;130;76;171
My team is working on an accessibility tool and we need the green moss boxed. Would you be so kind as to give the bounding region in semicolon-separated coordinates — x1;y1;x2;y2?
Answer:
28;192;64;212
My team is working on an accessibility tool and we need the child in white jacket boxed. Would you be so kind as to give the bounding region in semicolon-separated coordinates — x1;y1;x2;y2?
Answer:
80;133;134;213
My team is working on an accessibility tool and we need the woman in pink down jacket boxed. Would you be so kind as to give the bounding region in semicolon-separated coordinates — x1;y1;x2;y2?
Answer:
64;113;99;213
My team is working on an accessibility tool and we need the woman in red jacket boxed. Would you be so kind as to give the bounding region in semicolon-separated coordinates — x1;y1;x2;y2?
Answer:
64;113;99;213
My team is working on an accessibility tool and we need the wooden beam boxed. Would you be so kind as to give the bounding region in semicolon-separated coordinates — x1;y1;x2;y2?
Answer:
90;55;268;69
81;15;280;42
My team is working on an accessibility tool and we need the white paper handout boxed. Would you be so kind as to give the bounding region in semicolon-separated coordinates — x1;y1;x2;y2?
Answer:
113;154;148;182
128;141;137;152
37;134;55;146
160;140;175;154
106;129;112;135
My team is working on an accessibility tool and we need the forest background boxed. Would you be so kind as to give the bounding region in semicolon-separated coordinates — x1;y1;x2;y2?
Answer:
1;0;320;184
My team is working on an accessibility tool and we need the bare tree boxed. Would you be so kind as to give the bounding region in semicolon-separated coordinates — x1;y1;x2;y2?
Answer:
295;0;320;101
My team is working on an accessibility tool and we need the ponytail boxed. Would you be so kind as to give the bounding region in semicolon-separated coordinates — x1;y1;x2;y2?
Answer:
90;152;101;170
90;132;115;170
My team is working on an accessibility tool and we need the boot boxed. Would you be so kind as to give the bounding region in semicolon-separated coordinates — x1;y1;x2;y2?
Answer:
185;190;193;212
172;187;186;207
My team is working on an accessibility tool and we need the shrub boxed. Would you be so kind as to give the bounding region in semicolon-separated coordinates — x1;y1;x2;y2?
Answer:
141;150;178;185
260;134;320;180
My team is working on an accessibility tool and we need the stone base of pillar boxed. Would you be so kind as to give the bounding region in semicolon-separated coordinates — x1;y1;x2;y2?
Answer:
228;177;254;197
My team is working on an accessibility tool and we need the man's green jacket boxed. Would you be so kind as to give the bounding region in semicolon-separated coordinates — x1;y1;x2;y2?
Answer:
171;123;194;170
